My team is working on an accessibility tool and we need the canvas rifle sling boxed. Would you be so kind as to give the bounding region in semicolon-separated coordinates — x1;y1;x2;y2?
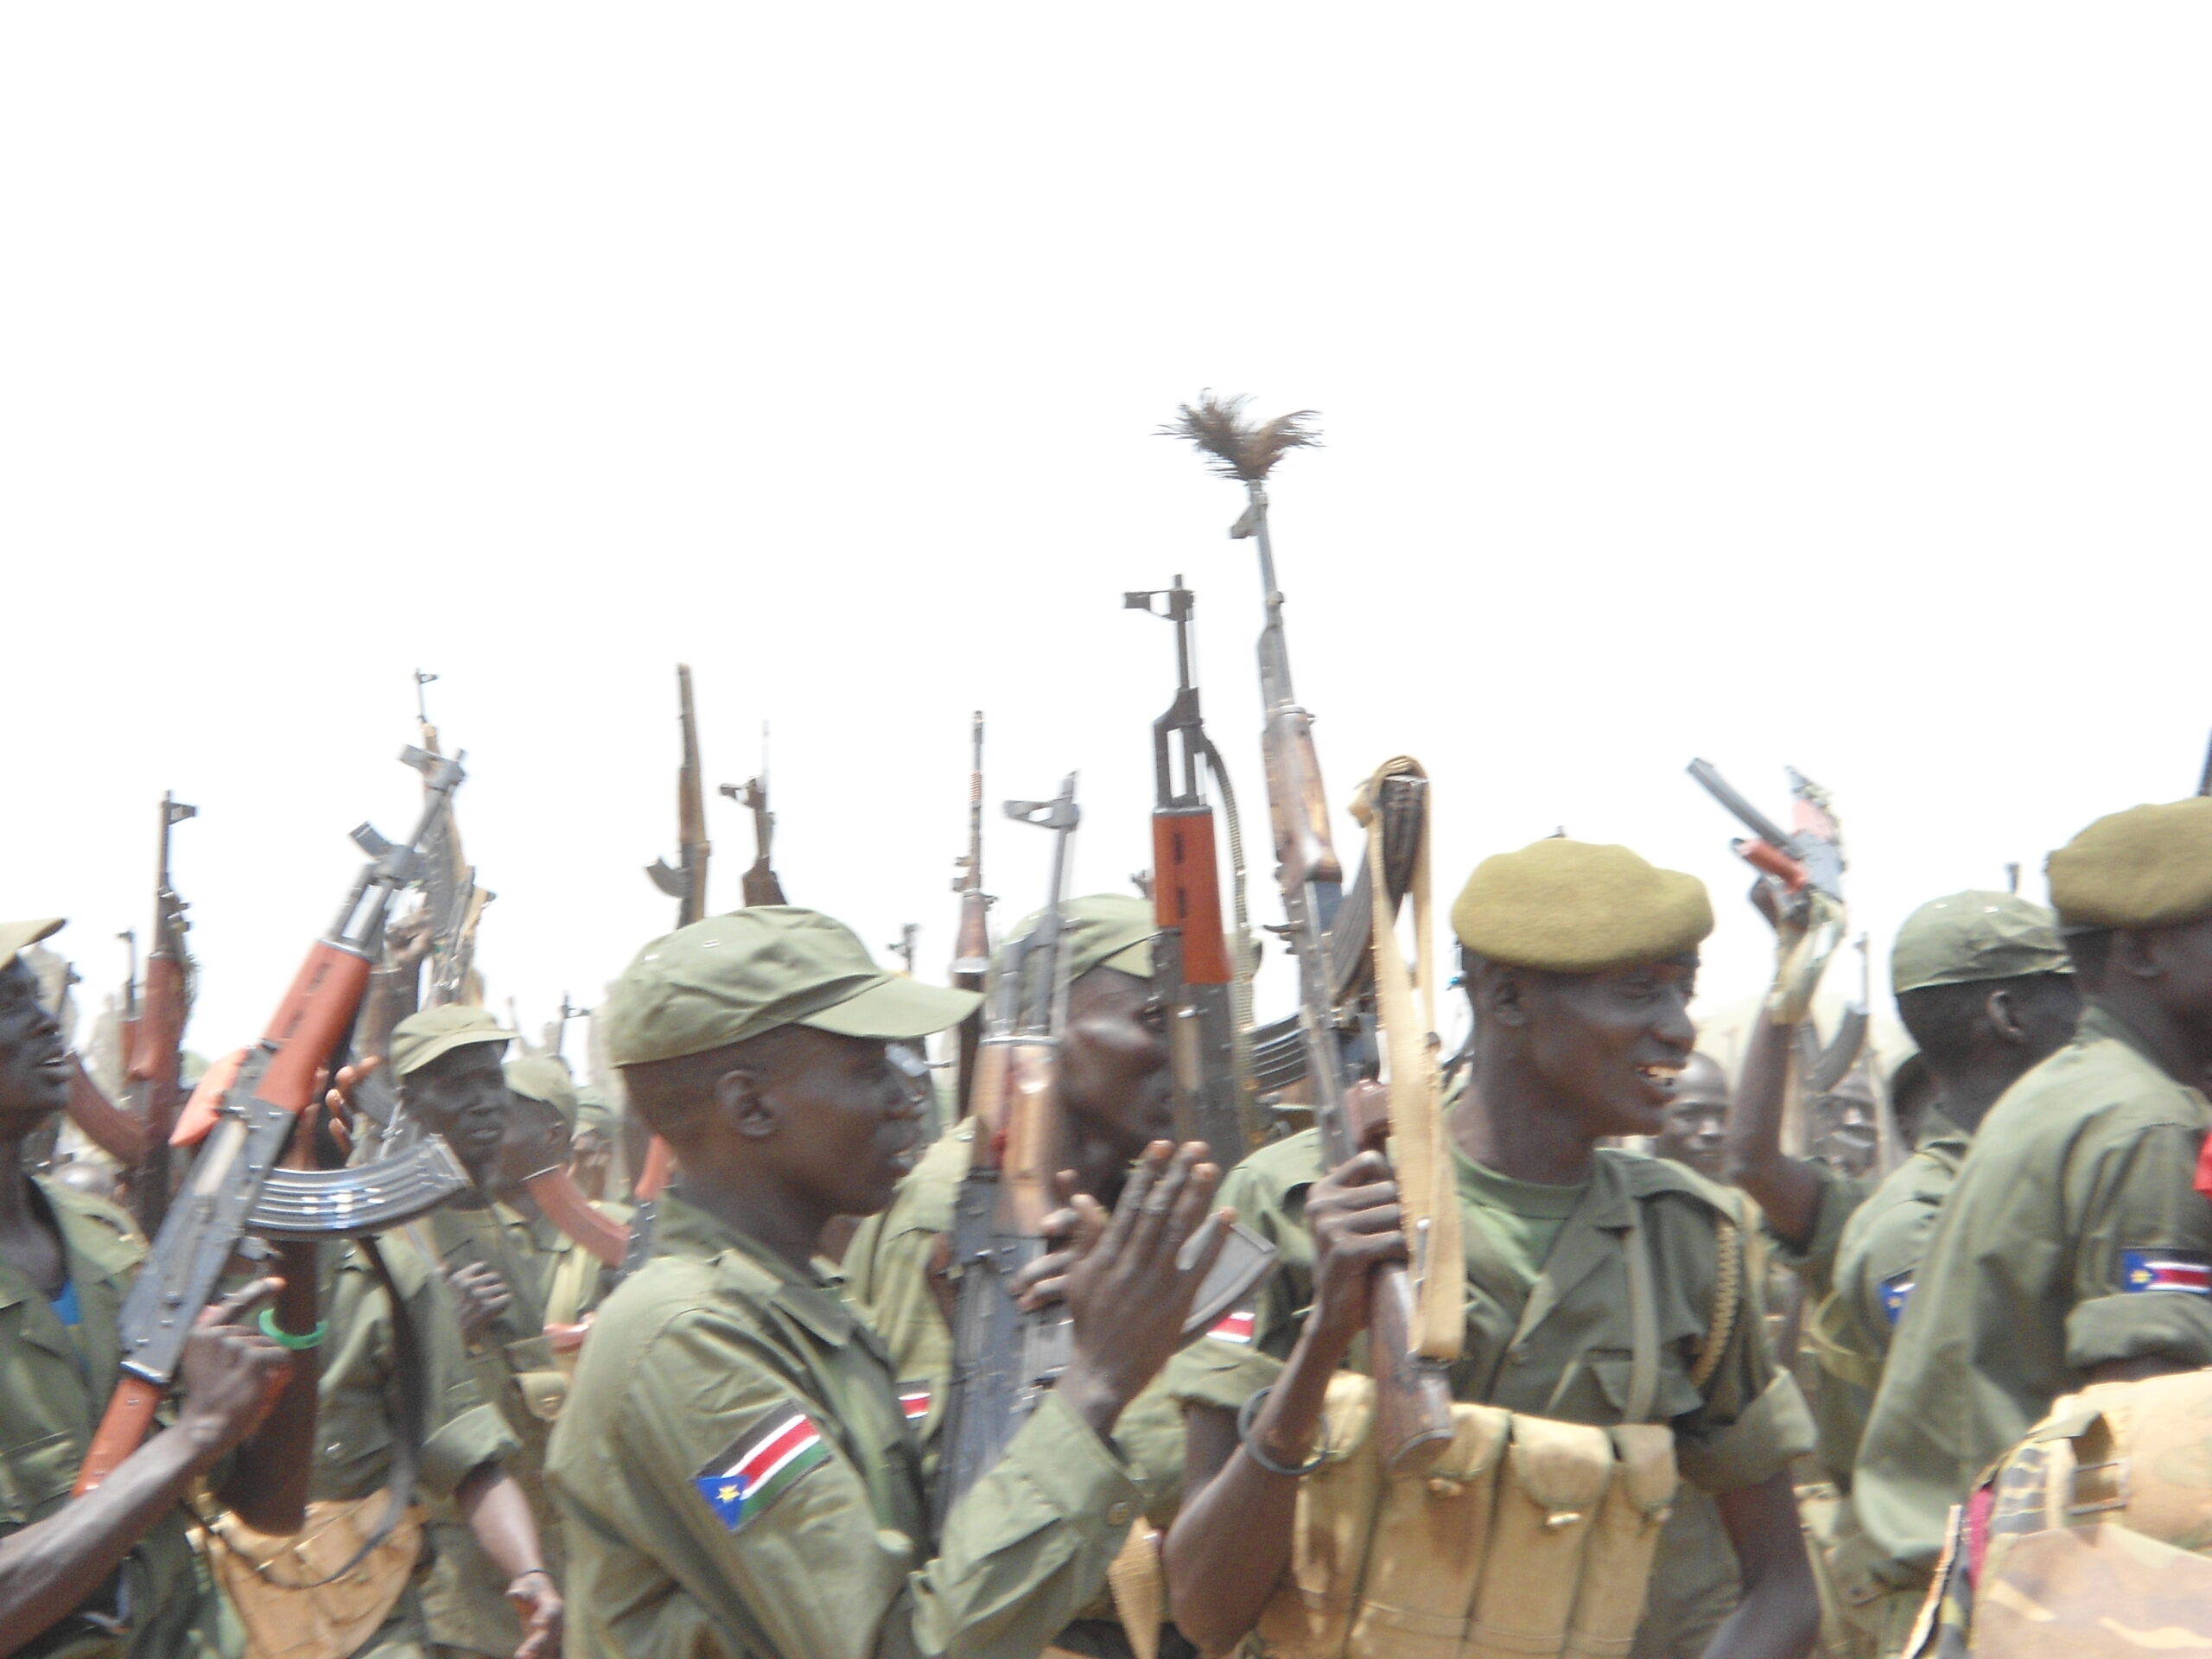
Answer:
1352;756;1463;1363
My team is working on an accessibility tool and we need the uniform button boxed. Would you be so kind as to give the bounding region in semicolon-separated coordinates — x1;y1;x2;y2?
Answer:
1509;1343;1529;1365
1106;1502;1133;1528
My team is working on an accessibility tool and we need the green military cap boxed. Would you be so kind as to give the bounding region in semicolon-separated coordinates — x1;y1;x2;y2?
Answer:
1452;839;1713;973
993;893;1156;982
0;918;64;971
2046;797;2212;931
1891;890;2073;995
390;1004;515;1077
573;1088;617;1140
505;1053;580;1128
604;906;980;1067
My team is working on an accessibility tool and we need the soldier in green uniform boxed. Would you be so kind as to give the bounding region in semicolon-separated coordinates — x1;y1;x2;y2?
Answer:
1163;837;1821;1659
1651;1052;1732;1184
547;906;1232;1659
1854;800;2212;1656
496;1058;630;1341
1794;893;2078;1654
841;893;1192;1658
379;1008;570;1659
0;917;292;1659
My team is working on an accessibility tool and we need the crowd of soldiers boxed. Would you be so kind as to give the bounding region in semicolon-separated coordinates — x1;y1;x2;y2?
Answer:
6;770;2212;1659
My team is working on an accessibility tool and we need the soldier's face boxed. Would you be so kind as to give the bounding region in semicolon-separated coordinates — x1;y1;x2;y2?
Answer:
498;1095;570;1186
1059;969;1174;1166
0;958;68;1128
1521;955;1699;1141
2148;916;2212;1059
406;1042;513;1178
755;1029;926;1217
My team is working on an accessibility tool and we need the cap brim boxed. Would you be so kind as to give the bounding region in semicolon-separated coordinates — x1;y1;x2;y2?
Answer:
0;918;65;969
798;975;980;1041
397;1027;516;1077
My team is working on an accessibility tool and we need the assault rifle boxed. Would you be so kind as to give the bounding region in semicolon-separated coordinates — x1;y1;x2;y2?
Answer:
948;712;993;1112
77;749;473;1494
415;673;491;1008
123;793;197;1233
721;724;786;906
1125;578;1261;1165
647;664;713;926
1166;392;1455;1471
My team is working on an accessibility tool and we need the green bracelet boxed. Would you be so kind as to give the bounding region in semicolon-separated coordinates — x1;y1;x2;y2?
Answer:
259;1309;329;1351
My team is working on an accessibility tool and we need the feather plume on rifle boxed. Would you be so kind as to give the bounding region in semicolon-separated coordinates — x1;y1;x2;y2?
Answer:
1160;391;1321;482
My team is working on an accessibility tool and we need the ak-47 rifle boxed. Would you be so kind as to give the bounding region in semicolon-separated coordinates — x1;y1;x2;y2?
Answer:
414;676;492;1009
949;712;993;1113
77;748;474;1495
646;664;712;926
123;793;198;1234
1166;392;1455;1472
721;724;786;907
1126;577;1261;1166
886;925;918;977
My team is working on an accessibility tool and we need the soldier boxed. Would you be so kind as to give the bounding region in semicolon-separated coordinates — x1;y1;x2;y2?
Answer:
496;1057;630;1346
547;906;1230;1659
842;893;1192;1658
1651;1052;1732;1183
382;1007;572;1659
1854;800;2212;1656
1163;838;1821;1659
0;917;292;1659
565;1090;620;1205
1798;893;2078;1653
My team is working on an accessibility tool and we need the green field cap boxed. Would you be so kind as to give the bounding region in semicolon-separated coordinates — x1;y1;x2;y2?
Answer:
391;1005;515;1077
1452;840;1713;973
995;893;1157;982
1891;891;2072;995
505;1053;581;1128
605;906;980;1066
0;918;64;971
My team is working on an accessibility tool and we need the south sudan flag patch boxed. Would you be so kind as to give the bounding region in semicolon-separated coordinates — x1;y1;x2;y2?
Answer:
1878;1272;1914;1327
2121;1249;2212;1296
695;1409;831;1531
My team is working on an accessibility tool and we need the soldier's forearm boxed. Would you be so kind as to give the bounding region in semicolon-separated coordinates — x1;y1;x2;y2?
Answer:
0;1425;207;1659
456;1463;547;1583
1722;1018;1823;1247
1707;1471;1821;1659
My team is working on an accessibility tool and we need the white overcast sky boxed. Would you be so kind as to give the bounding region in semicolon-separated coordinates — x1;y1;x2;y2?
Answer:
5;8;2208;1073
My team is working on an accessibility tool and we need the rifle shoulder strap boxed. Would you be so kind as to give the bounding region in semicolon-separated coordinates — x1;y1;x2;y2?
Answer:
1352;755;1464;1363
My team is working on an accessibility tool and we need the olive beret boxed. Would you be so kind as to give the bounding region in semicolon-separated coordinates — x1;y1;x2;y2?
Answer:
1452;839;1713;973
2046;798;2212;930
504;1054;580;1128
1891;891;2073;995
390;1004;514;1077
604;906;979;1067
0;918;63;972
993;893;1156;983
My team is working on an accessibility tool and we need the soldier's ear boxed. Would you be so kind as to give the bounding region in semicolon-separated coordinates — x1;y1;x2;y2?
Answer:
710;1065;778;1140
1478;960;1532;1030
1983;986;2028;1046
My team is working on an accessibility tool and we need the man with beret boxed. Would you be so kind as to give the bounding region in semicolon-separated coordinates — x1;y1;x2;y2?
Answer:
1789;893;2078;1654
0;918;293;1659
547;906;1233;1659
1854;802;2212;1655
842;893;1193;1659
383;1007;571;1659
1164;838;1821;1659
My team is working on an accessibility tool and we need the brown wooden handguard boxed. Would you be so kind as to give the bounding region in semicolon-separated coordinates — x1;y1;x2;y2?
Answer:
73;1374;165;1496
524;1166;630;1268
1367;1262;1455;1473
1153;810;1232;983
1262;709;1344;888
1738;838;1808;893
66;1055;150;1164
128;957;188;1083
991;1041;1062;1236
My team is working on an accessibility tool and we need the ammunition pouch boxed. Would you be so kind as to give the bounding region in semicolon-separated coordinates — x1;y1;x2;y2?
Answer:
200;1497;424;1659
1255;1374;1679;1659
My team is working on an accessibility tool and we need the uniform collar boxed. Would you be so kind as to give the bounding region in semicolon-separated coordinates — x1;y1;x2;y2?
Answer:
657;1193;858;1347
2078;1001;2174;1073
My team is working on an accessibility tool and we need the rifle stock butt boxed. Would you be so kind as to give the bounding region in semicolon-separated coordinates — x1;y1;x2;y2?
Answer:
1367;1263;1453;1473
635;1136;675;1203
524;1167;632;1268
75;1376;165;1496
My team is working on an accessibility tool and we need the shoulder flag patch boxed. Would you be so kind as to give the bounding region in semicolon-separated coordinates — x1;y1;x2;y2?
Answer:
694;1410;830;1531
1207;1308;1255;1346
2121;1249;2212;1296
1878;1272;1914;1328
897;1384;931;1424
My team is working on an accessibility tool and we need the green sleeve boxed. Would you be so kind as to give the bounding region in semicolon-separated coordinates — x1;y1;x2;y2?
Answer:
1163;1150;1311;1417
587;1313;1141;1659
2063;1122;2212;1372
1675;1218;1815;1494
842;1208;952;1396
410;1244;523;1502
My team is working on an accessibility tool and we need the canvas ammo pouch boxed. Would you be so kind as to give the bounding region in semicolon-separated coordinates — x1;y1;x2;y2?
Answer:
1253;1206;1695;1659
200;1497;425;1659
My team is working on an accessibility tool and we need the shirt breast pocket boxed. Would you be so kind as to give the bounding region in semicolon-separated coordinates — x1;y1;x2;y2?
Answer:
0;1429;83;1526
1587;1353;1703;1427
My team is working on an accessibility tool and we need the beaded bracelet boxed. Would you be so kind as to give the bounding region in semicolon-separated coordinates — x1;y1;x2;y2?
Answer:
259;1309;328;1351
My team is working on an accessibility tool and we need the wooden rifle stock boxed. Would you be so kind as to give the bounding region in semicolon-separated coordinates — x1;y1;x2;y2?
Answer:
1154;810;1232;983
1262;709;1342;890
635;1135;674;1202
523;1164;630;1268
990;1042;1061;1235
73;1376;163;1496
